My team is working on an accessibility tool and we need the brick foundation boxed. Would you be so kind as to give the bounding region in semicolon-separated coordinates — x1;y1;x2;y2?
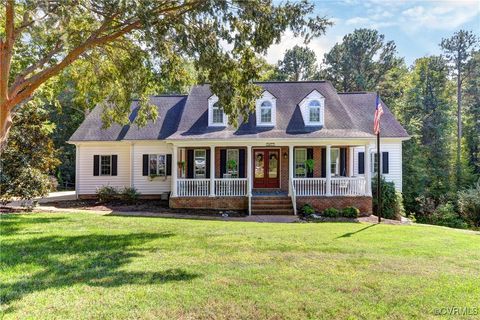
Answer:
169;196;248;211
296;196;372;216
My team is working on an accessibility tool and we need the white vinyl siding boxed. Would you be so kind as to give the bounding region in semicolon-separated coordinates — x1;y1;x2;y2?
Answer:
353;141;403;192
76;143;130;195
133;142;172;194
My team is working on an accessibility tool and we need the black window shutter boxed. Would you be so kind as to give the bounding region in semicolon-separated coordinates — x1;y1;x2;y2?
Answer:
220;149;227;177
239;148;246;178
111;155;118;176
142;155;149;176
166;154;172;176
321;147;326;178
358;152;365;174
93;155;100;176
382;152;389;174
307;148;314;178
340;147;347;176
206;149;211;179
187;149;194;178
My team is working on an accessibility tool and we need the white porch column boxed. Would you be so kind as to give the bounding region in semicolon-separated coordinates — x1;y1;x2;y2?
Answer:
349;146;354;177
326;145;331;196
210;146;215;196
75;144;80;199
247;146;253;197
171;145;178;197
288;145;294;196
364;144;371;196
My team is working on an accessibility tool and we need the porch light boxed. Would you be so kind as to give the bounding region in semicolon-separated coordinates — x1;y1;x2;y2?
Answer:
283;152;288;159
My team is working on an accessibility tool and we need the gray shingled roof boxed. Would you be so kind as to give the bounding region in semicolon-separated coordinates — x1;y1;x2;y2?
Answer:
69;81;408;142
69;95;186;141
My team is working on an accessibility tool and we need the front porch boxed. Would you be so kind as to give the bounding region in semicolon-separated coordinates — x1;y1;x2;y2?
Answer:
169;142;373;215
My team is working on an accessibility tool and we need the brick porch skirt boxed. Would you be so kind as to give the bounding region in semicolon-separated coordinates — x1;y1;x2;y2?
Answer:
296;196;372;216
169;196;248;210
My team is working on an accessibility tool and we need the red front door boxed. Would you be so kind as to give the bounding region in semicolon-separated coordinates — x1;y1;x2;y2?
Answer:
254;149;280;188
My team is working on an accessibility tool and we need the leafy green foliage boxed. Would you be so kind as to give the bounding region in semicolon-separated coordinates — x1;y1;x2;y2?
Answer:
96;186;119;203
301;203;315;217
372;176;400;220
274;45;318;81
0;103;59;204
431;202;468;229
120;187;141;204
341;207;360;218
322;28;402;92
458;181;480;227
322;208;340;218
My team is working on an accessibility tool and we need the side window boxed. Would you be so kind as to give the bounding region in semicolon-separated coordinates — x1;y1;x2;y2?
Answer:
330;148;340;176
149;154;166;176
194;149;207;178
100;155;112;176
294;148;307;177
226;149;239;177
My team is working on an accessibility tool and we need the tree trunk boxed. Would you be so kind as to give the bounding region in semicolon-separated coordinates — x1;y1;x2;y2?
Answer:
456;72;462;187
0;102;12;152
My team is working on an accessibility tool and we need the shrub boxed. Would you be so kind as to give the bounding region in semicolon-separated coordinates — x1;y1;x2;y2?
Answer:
96;185;118;202
301;203;315;217
432;202;468;229
120;187;141;204
0;166;52;206
341;206;360;218
372;176;400;220
322;207;340;218
458;181;480;227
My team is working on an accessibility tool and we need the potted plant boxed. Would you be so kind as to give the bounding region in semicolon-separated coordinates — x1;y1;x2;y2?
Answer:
227;159;238;177
305;158;315;175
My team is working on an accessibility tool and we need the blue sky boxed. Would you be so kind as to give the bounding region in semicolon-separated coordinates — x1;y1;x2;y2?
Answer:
265;0;480;66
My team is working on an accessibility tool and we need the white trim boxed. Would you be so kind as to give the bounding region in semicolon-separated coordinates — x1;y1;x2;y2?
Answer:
75;144;80;199
171;145;178;197
299;90;325;126
208;95;227;127
210;146;215;196
326;145;331;195
255;91;276;127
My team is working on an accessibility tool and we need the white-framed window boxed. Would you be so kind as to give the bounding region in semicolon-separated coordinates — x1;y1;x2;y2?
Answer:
149;154;166;176
256;91;276;126
100;155;112;176
208;95;227;126
194;149;207;178
260;101;272;123
330;148;340;176
309;100;321;123
299;90;325;126
226;149;239;176
294;148;307;178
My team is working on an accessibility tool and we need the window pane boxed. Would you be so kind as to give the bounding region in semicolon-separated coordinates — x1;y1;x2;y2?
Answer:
261;107;271;123
295;149;307;177
226;149;239;176
255;152;264;178
149;154;158;175
330;148;339;175
194;150;206;178
212;102;224;124
269;152;278;178
100;155;111;175
158;155;166;176
310;107;320;122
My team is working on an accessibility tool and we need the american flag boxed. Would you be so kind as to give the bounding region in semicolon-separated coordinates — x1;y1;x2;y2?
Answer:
373;94;384;135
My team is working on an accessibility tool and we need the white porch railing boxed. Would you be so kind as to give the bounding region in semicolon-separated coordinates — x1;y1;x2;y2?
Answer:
293;178;327;196
292;177;366;196
330;177;366;196
177;179;210;197
215;178;247;196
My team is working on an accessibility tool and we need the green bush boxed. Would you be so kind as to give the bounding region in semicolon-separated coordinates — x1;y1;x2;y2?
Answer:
432;202;468;229
372;176;400;220
341;206;360;218
120;187;141;204
96;185;119;202
301;204;315;217
0;166;52;206
322;207;340;218
458;181;480;227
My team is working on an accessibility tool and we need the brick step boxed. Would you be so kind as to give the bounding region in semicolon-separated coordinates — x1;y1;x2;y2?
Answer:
252;200;292;205
251;203;293;209
251;209;294;215
252;196;290;200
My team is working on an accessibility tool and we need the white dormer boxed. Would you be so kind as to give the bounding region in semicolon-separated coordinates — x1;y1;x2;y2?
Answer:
208;95;227;127
256;91;276;127
299;90;325;126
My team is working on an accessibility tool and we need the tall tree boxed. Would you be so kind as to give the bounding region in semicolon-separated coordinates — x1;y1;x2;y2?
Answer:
440;30;478;186
275;45;318;81
400;57;454;214
322;28;401;92
0;0;331;147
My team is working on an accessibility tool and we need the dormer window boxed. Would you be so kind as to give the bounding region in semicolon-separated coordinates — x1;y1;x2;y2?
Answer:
260;101;272;123
299;90;325;126
309;100;321;123
256;91;276;127
208;95;227;126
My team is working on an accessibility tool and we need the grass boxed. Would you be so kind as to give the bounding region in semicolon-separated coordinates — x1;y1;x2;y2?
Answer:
1;212;479;319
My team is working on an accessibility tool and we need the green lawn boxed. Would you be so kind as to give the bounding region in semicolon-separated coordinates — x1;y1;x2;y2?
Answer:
1;213;479;319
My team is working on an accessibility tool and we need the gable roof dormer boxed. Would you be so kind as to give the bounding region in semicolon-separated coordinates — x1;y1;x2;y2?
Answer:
256;90;276;127
208;95;227;127
299;90;325;126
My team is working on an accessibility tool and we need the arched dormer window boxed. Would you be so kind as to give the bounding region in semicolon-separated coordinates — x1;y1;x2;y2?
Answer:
299;90;325;126
256;91;276;126
208;95;227;126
